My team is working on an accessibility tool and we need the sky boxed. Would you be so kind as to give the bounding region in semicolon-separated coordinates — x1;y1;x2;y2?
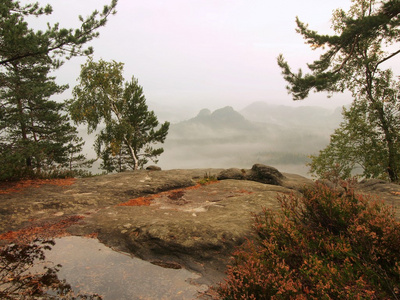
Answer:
33;0;355;113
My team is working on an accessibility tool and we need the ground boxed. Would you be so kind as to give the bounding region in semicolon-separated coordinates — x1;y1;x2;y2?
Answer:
1;168;399;290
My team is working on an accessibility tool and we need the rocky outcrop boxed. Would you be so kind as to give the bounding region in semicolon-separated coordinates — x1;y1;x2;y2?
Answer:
247;164;285;185
218;164;284;185
217;168;246;180
0;167;312;285
217;163;313;192
146;165;162;171
1;166;399;287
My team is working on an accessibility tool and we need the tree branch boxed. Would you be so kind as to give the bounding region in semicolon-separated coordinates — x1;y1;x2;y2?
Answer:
333;37;358;74
0;0;117;66
376;49;400;70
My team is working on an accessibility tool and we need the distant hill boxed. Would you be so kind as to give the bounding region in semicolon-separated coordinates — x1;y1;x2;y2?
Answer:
190;106;254;129
240;101;342;130
81;101;345;176
168;106;257;140
158;103;343;176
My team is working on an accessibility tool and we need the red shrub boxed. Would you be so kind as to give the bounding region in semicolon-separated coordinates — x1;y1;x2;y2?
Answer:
217;183;400;299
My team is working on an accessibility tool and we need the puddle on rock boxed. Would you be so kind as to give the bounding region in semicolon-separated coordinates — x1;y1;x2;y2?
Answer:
42;236;208;299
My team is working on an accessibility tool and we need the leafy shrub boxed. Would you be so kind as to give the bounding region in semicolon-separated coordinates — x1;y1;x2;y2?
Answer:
0;160;93;182
35;168;93;179
198;172;218;185
217;183;400;299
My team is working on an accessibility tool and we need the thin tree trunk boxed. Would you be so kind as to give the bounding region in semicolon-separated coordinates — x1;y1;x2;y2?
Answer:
110;102;139;170
365;63;398;182
368;95;399;181
124;138;138;170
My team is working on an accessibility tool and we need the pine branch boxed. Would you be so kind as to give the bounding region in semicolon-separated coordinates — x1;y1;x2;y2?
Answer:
332;36;359;74
0;0;117;66
376;48;400;70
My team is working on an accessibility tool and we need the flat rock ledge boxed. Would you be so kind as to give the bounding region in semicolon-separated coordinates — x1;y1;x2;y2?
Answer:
1;165;399;287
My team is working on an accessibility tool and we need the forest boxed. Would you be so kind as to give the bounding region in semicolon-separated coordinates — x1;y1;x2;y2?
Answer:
0;0;168;181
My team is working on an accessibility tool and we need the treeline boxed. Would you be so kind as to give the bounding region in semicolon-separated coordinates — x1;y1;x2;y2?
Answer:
278;0;400;182
0;1;169;181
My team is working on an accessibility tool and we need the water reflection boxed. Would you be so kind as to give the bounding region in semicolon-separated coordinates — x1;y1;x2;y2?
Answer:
0;239;100;299
42;236;207;300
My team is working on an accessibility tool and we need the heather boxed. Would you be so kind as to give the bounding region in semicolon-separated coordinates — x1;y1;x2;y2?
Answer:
218;183;400;299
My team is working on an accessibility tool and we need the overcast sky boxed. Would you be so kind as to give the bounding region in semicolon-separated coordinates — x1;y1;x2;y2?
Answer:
34;0;355;112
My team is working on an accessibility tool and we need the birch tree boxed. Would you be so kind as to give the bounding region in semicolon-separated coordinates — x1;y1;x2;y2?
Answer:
69;58;169;171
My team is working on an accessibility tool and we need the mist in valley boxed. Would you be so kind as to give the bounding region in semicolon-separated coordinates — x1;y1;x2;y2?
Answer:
80;101;343;178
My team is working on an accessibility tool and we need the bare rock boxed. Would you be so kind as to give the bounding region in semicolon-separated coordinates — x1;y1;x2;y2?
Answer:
247;164;285;185
217;168;246;180
218;164;285;186
146;165;162;171
0;167;313;286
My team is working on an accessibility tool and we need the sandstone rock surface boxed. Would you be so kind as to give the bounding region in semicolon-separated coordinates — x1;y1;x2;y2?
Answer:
1;166;399;287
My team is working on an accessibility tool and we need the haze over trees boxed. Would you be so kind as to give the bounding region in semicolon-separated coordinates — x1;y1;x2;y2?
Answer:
278;0;400;181
0;0;170;179
68;59;170;172
0;0;118;180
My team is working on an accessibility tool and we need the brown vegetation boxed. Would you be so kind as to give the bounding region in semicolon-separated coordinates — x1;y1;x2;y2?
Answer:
0;178;76;195
0;216;83;243
217;183;400;299
117;181;219;207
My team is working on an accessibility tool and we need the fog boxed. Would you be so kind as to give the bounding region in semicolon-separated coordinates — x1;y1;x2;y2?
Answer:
25;0;350;177
80;101;343;178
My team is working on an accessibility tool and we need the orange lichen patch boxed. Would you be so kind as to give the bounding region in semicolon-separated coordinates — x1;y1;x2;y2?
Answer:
0;215;84;243
0;178;76;194
168;190;185;200
118;196;153;207
117;181;219;207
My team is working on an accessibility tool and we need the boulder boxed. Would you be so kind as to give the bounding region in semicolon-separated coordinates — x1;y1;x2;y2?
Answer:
218;164;285;186
217;168;246;180
146;165;162;171
247;164;285;185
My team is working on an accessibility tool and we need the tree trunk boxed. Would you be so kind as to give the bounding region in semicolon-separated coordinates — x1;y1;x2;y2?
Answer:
373;101;398;181
124;137;139;170
110;102;139;170
365;66;399;182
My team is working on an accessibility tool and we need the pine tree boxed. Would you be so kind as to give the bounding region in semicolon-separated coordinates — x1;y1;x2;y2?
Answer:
278;0;400;181
69;59;170;171
0;0;117;180
0;55;90;179
0;0;117;66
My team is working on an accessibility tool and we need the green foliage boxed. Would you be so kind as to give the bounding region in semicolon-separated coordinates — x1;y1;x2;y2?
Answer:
0;0;117;181
278;0;400;99
217;183;400;299
309;94;400;181
198;172;218;185
278;0;400;181
0;0;117;66
0;57;92;180
0;144;32;181
69;58;170;171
